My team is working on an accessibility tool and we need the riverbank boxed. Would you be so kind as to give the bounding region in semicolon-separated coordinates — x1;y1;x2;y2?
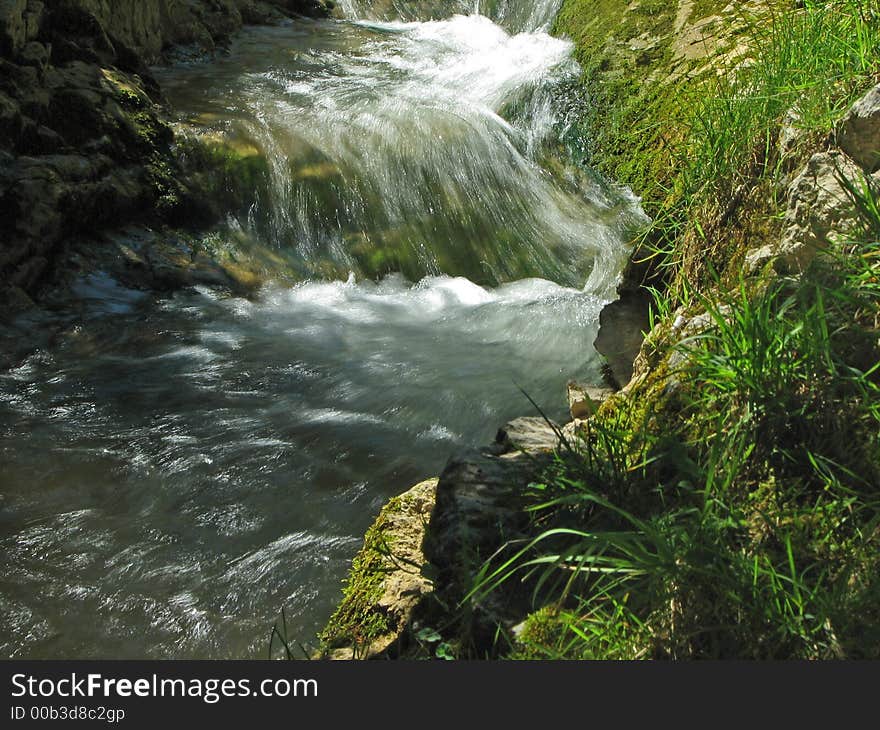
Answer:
319;0;880;659
0;0;335;316
2;0;877;661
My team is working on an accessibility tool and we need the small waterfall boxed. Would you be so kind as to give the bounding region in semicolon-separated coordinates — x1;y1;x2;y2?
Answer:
161;2;646;295
0;0;650;659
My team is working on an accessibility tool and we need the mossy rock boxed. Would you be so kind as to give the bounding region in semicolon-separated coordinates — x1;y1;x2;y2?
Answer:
175;130;272;220
319;478;438;660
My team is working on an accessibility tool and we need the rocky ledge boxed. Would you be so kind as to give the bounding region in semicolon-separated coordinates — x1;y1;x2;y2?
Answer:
318;415;575;659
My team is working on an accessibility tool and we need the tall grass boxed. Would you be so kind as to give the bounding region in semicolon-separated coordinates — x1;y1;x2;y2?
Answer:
686;0;880;197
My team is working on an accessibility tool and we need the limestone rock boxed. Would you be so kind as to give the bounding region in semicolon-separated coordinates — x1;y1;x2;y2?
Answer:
838;84;880;173
561;418;586;446
753;151;865;275
566;381;614;420
495;416;559;453
320;478;438;660
777;106;811;180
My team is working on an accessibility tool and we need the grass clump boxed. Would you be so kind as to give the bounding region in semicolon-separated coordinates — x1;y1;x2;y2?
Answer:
556;0;880;292
686;0;880;197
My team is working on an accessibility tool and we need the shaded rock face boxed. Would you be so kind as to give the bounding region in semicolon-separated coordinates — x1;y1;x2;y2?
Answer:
593;288;652;389
70;1;336;64
0;0;332;313
429;418;558;583
422;417;559;650
1;4;179;309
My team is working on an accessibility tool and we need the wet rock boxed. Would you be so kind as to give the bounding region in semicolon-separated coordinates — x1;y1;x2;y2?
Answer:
0;0;28;56
18;39;48;69
44;2;118;66
56;225;282;298
322;409;569;659
0;8;173;303
240;0;287;24
428;449;535;571
1;0;335;309
0;284;34;313
275;0;337;18
838;83;880;173
22;0;41;37
22;123;64;153
424;427;560;646
0;89;22;144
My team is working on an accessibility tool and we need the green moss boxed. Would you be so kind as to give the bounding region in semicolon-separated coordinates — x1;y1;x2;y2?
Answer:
552;0;687;208
510;602;652;660
318;496;403;654
174;132;272;221
102;68;150;109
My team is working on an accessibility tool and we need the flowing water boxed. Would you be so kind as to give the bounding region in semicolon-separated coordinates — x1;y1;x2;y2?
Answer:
0;2;647;658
